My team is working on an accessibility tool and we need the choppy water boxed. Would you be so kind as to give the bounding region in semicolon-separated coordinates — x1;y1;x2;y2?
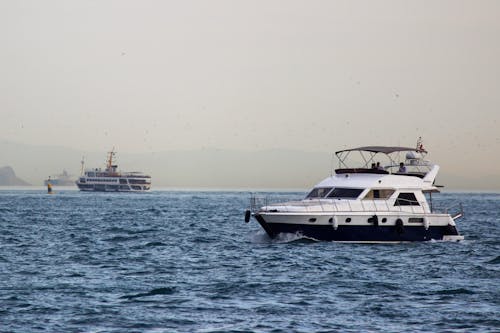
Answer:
0;190;499;332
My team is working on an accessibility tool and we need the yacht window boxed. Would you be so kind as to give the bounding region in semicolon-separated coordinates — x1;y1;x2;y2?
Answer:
394;193;420;206
363;189;395;200
327;188;364;199
306;187;333;199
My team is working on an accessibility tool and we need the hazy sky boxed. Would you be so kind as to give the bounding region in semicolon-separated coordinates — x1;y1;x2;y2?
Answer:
1;1;499;180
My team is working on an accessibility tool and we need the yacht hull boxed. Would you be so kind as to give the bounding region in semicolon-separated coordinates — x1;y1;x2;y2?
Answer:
254;213;461;242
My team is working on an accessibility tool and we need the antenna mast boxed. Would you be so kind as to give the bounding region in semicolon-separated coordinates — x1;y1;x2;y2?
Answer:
107;147;116;170
80;156;85;176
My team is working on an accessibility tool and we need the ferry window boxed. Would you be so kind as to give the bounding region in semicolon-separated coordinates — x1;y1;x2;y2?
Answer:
363;189;395;200
306;187;333;199
394;193;420;206
327;188;364;199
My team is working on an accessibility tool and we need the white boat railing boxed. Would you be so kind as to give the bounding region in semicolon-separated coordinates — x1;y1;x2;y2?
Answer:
431;202;464;219
250;194;461;216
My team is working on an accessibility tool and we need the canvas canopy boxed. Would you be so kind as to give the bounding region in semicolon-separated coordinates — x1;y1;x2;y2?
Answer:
335;146;425;155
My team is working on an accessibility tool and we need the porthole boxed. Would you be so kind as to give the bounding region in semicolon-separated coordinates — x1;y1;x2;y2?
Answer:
309;218;317;223
345;217;351;223
382;218;387;223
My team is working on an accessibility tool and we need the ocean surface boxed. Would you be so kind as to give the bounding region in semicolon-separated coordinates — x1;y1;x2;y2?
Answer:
0;189;498;333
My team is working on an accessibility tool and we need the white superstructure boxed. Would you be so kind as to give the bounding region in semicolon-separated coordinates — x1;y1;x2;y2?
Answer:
75;149;151;192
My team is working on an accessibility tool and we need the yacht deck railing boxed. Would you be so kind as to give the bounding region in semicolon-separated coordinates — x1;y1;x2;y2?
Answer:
250;194;463;217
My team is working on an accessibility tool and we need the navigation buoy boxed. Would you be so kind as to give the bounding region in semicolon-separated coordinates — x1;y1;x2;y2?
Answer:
47;182;53;194
244;210;251;223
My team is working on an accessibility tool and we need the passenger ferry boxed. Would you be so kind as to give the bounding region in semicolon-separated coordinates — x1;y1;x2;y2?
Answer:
245;139;464;242
75;149;151;192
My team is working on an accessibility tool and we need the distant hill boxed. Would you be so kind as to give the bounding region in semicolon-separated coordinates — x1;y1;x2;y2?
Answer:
0;166;31;186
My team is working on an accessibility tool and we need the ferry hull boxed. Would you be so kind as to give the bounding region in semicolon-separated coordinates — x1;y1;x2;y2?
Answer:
254;213;461;242
76;184;150;192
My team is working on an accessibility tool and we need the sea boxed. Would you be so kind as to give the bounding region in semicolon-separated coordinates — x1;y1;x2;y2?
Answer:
0;189;498;333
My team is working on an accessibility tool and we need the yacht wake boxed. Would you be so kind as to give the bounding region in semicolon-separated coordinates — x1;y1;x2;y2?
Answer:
250;230;319;244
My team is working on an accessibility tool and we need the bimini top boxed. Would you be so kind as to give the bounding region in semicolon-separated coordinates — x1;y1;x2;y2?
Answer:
336;146;427;155
333;139;434;183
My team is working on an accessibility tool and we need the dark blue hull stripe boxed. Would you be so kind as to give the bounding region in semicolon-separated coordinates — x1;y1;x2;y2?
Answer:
255;214;459;242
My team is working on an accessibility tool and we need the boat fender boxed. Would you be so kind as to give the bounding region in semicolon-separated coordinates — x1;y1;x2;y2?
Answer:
423;218;429;230
329;217;338;230
244;210;251;223
368;215;379;226
395;219;404;234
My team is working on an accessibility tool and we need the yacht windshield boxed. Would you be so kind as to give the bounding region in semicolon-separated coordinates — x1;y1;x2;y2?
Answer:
306;187;333;199
327;188;364;199
363;189;395;200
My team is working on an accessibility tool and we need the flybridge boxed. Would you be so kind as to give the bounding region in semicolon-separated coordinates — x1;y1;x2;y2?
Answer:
334;145;431;177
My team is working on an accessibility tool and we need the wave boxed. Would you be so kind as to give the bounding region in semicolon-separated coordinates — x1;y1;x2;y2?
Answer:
103;235;140;242
142;207;165;216
145;241;167;247
250;230;318;244
435;288;475;295
103;227;158;235
120;287;177;300
486;256;500;265
275;232;319;243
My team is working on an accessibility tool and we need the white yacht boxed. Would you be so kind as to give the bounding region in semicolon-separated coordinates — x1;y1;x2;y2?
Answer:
245;141;463;242
75;149;151;192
